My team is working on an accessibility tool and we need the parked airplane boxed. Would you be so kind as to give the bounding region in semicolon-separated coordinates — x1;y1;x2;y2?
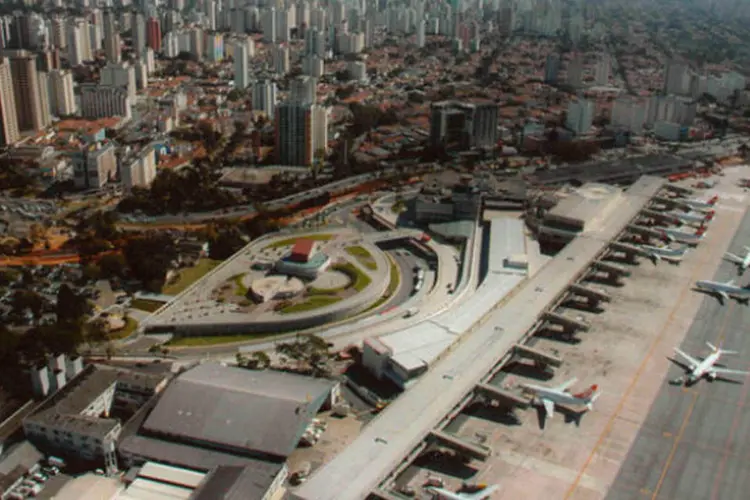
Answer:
425;485;500;500
658;226;706;245
670;342;749;385
521;378;600;420
684;195;719;211
641;243;688;264
694;278;750;304
668;210;715;225
724;247;750;273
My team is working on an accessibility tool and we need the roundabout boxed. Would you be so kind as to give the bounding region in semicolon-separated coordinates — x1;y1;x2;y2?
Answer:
140;229;414;337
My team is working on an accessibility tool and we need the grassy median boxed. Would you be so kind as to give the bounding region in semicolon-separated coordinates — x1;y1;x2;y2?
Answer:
345;245;377;270
130;298;166;313
280;295;342;314
162;259;221;295
264;234;333;249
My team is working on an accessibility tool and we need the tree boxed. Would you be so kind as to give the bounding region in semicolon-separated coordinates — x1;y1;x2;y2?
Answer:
124;233;178;292
11;289;45;319
98;253;127;279
56;284;90;324
250;351;271;369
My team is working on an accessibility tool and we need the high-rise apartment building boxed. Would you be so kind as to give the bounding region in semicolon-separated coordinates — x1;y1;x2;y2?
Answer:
430;101;499;150
595;54;611;86
146;17;161;53
80;84;131;120
7;50;49;132
100;62;136;100
544;53;560;84
567;53;583;88
272;44;289;75
0;58;19;146
48;69;77;117
103;10;122;63
664;60;691;96
233;41;250;89
132;13;146;54
275;101;326;166
252;80;277;117
566;98;595;135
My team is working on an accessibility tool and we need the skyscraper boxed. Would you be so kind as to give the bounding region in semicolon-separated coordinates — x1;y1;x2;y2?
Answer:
0;58;20;146
233;41;250;89
102;10;121;63
132;13;146;55
252;80;277;117
146;17;161;53
275;101;325;166
544;53;560;84
566;98;595;135
7;50;49;132
49;69;77;117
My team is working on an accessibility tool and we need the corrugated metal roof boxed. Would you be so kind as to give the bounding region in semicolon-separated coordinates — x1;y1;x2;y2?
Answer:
138;462;205;489
121;478;193;500
141;364;334;458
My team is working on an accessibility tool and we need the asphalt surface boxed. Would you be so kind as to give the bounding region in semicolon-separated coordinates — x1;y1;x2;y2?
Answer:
607;208;750;500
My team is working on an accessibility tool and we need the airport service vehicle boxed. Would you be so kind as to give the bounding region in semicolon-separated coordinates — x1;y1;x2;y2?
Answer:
670;342;748;385
724;247;750;273
520;377;600;421
424;484;500;500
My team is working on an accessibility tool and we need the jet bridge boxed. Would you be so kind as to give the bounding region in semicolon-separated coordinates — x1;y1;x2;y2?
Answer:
427;430;492;461
542;311;591;332
512;343;563;368
609;241;650;261
641;208;679;224
652;196;692;212
627;224;667;240
568;283;612;304
475;383;530;408
591;260;632;277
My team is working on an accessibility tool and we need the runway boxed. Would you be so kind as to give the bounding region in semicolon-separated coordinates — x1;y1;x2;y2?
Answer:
607;208;750;500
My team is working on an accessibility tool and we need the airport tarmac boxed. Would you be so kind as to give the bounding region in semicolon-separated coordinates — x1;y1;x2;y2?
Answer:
606;210;750;499
395;168;750;500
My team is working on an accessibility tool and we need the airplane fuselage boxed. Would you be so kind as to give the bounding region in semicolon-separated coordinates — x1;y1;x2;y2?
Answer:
657;227;705;244
523;385;584;407
642;244;687;260
688;351;721;383
669;211;712;224
695;280;750;297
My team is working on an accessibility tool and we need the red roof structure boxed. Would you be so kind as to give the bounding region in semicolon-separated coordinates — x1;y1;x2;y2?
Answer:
290;239;316;263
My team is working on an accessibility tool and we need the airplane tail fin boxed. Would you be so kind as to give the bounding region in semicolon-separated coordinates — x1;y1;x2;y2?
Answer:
696;226;707;237
574;384;598;401
709;195;719;205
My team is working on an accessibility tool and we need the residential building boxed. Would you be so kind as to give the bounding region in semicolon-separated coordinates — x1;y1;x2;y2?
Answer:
664;59;691;96
275;101;327;166
131;13;146;54
48;68;76;117
146;16;161;52
544;53;560;84
430;101;499;151
233;40;249;89
252;80;277;117
100;62;136;100
566;98;595;135
120;145;157;191
7;49;49;132
272;44;289;75
102;9;121;63
71;141;117;189
80;84;131;120
567;53;583;88
594;54;610;86
0;57;19;146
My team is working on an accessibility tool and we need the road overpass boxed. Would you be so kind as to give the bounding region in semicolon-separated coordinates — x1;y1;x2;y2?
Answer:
292;175;666;500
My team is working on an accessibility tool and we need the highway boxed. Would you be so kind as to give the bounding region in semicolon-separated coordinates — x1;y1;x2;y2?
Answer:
607;207;750;500
292;176;665;500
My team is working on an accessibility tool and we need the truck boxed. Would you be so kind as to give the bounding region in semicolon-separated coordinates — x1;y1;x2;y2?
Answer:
404;307;419;318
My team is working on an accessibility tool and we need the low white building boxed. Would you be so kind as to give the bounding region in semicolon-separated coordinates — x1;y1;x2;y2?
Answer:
120;144;157;191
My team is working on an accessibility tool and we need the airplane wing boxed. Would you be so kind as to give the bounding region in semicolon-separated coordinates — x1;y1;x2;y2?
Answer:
674;348;700;370
712;367;750;377
542;398;555;419
555;377;578;392
724;253;742;264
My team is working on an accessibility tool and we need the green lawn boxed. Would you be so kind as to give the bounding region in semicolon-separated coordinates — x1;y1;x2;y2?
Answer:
264;234;333;249
231;273;248;296
130;298;166;313
345;245;377;270
333;263;372;291
368;257;400;310
280;295;342;314
167;332;276;347
162;259;221;295
108;316;139;340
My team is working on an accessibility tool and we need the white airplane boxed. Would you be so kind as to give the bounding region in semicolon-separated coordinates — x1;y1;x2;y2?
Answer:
724;247;750;273
521;378;600;420
641;243;688;264
425;485;500;500
684;195;719;211
668;210;715;225
657;226;706;245
671;342;749;385
694;278;750;304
